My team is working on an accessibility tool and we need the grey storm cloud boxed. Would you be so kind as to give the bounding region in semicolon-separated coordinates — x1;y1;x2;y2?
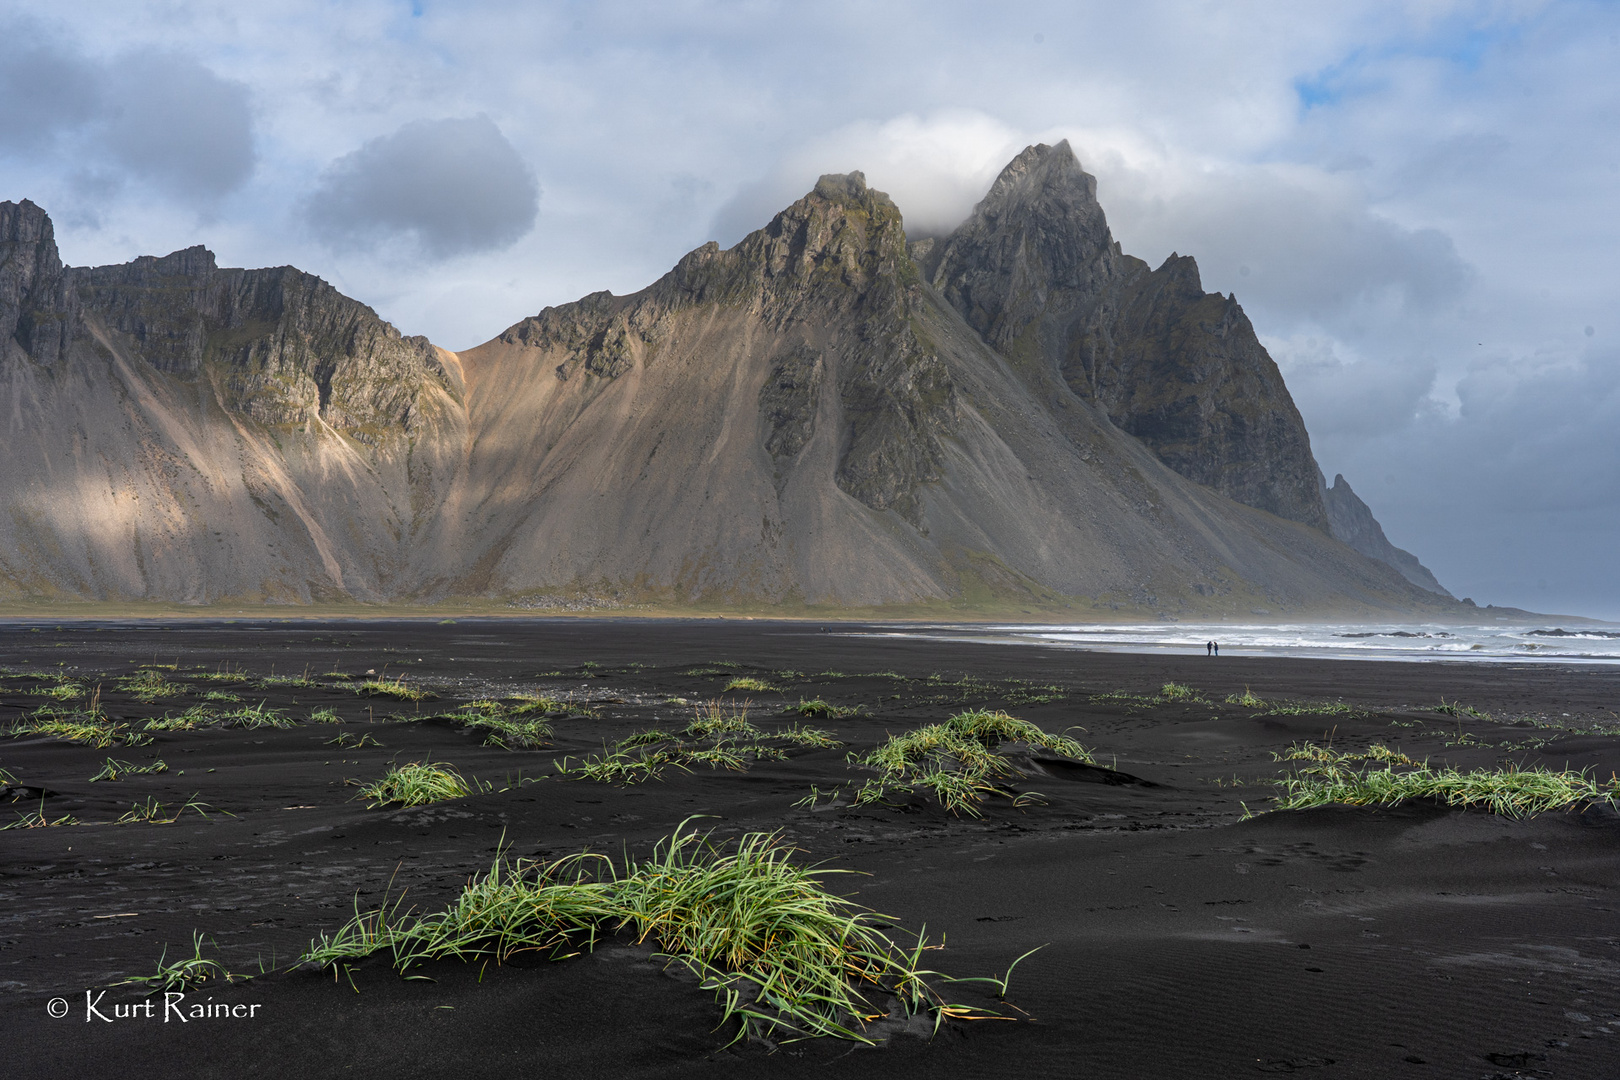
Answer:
304;116;539;259
99;51;256;199
0;25;255;200
0;28;101;151
1098;165;1473;331
1273;343;1439;439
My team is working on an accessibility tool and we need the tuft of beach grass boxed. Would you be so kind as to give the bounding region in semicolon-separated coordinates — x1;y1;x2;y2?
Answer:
356;761;485;807
300;821;1003;1044
848;709;1092;816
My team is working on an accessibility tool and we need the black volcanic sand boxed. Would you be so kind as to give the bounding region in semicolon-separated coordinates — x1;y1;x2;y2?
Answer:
5;618;1620;1079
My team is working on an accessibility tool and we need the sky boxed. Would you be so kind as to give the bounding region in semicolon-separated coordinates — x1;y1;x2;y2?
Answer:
1;0;1616;619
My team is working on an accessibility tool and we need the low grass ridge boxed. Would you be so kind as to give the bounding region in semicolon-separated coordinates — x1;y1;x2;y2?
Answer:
9;694;149;747
1269;742;1620;817
554;701;843;785
355;676;436;702
301;821;999;1044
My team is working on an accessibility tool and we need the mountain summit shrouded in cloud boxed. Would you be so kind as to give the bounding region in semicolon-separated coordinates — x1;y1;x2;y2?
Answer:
0;145;1461;616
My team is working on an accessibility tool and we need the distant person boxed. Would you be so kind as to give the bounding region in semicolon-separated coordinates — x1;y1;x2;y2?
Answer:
1213;641;1219;656
1205;640;1213;656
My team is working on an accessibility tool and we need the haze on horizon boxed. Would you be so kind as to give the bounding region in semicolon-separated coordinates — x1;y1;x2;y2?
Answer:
0;1;1615;620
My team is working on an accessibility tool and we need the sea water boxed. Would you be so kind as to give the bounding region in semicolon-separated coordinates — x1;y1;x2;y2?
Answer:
862;622;1620;664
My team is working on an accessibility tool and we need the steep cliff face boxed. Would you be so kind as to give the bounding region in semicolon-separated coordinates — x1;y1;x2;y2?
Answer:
1321;472;1451;596
927;142;1330;532
0;199;465;603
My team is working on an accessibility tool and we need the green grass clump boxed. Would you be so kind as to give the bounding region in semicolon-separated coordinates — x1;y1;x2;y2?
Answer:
464;714;554;750
437;699;560;749
855;710;1092;817
122;932;241;991
1260;699;1355;717
2;798;80;829
217;702;295;729
723;676;774;693
554;747;675;784
89;757;169;782
357;761;484;807
203;690;243;703
1270;746;1619;817
789;699;859;721
187;668;252;684
11;695;147;748
308;707;344;724
356;677;435;702
1158;682;1204;703
684;700;763;740
509;694;596;719
1273;742;1415;766
144;705;217;732
328;731;382;749
774;724;843;748
558;702;835;786
1435;697;1491;721
301;822;994;1044
259;670;319;689
121;669;185;702
1225;687;1266;708
30;677;85;701
115;795;218;824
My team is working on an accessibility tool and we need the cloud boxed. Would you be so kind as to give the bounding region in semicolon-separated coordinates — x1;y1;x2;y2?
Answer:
1267;336;1439;437
100;50;256;199
0;25;101;152
0;25;255;201
709;112;1027;246
304;116;539;259
1083;152;1473;331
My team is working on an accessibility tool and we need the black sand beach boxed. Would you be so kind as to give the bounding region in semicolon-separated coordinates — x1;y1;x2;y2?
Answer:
5;618;1620;1078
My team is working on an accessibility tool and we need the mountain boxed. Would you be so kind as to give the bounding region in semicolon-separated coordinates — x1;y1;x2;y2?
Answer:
0;155;1458;616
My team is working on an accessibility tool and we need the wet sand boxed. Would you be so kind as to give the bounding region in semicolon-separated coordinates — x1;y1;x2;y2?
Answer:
5;618;1620;1078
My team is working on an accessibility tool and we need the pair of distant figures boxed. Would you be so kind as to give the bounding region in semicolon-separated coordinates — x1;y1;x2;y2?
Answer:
1205;641;1220;656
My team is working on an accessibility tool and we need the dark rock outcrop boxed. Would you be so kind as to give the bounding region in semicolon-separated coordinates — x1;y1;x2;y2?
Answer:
2;199;76;366
70;247;456;439
928;141;1330;532
1321;472;1450;596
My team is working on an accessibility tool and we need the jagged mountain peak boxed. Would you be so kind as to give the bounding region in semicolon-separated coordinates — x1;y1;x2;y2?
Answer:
930;142;1118;353
2;198;54;243
978;139;1096;213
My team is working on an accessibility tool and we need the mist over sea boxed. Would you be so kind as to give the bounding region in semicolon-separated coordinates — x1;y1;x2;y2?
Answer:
864;624;1620;664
